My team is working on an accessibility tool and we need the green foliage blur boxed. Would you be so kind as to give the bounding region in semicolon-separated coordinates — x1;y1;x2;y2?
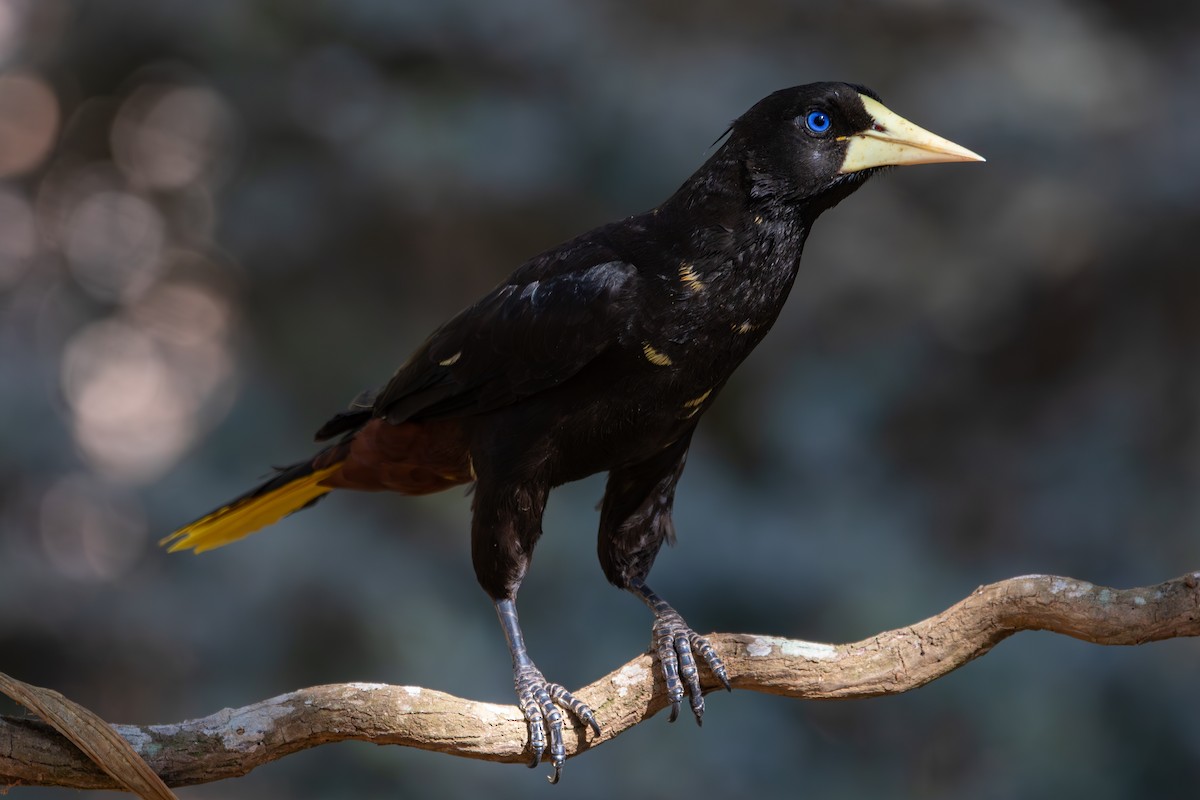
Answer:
1;1;1198;797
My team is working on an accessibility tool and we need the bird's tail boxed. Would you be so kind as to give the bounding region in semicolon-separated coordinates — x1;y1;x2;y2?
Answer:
160;453;345;554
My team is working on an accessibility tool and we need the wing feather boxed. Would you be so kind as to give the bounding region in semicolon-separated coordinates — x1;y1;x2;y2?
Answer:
315;244;639;438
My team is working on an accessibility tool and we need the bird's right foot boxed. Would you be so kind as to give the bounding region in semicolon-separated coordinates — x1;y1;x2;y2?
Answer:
514;663;600;784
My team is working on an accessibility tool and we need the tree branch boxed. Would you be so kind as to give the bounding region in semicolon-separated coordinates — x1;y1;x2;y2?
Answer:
3;572;1199;790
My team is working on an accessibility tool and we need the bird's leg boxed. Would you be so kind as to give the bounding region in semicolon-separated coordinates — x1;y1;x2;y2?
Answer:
598;431;731;726
494;598;600;784
473;480;598;781
628;578;731;724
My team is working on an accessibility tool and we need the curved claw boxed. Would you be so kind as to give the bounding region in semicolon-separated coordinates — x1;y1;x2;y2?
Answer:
548;682;602;738
547;763;562;785
583;708;602;738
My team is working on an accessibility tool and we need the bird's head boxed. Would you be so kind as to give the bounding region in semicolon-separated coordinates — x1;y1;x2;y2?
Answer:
728;82;983;210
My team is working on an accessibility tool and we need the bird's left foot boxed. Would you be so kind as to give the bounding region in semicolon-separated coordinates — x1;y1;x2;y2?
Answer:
514;662;601;784
650;608;732;725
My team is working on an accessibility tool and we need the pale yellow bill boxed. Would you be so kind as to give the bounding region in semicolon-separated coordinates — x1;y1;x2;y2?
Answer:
839;94;984;174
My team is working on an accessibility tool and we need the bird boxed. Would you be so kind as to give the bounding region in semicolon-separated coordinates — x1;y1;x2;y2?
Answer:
162;82;983;783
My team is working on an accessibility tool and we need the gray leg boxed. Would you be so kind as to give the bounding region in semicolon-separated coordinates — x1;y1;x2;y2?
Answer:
598;432;731;724
495;598;600;784
473;479;598;784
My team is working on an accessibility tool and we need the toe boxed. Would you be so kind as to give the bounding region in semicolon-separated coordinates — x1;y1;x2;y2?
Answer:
523;708;546;768
690;631;732;691
516;672;550;768
653;625;685;721
549;683;602;738
536;694;566;771
673;629;705;723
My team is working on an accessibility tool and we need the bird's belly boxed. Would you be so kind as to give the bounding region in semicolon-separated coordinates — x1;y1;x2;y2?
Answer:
557;412;692;482
474;391;696;489
545;373;716;484
472;348;728;487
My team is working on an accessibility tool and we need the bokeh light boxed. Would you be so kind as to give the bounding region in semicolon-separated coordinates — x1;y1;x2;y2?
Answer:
0;71;58;176
0;186;36;288
2;65;246;495
60;279;235;484
64;190;165;301
111;82;238;190
39;472;147;581
0;0;23;65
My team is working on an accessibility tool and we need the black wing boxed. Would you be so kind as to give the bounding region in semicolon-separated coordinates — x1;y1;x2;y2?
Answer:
315;244;640;440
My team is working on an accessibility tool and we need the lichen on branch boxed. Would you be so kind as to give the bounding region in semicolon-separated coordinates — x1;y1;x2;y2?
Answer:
2;572;1198;792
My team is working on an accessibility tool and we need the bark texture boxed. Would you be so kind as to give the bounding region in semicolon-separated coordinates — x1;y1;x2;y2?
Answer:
2;572;1198;792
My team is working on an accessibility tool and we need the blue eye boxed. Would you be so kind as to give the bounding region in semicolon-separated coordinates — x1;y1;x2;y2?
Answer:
805;110;831;133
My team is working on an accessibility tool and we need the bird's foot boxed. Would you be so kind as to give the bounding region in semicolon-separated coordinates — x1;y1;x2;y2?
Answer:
514;662;600;784
651;609;732;725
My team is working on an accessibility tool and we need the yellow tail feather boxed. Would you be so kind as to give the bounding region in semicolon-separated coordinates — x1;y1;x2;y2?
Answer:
160;464;342;554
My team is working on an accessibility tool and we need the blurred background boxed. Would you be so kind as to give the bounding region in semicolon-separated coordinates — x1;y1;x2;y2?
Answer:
1;0;1198;797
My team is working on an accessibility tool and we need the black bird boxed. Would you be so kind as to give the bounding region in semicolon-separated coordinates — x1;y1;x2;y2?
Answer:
163;82;982;782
